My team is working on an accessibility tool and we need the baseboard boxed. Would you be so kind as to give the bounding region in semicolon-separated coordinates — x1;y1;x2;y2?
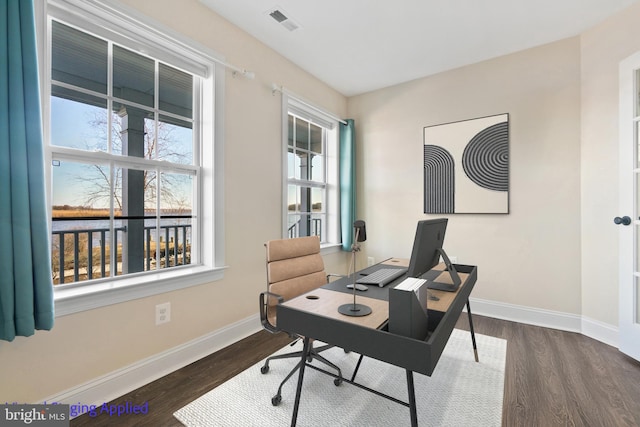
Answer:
468;297;619;347
42;315;262;415
43;299;620;416
581;316;619;348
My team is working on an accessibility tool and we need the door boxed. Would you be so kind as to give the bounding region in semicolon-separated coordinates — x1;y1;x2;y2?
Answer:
618;52;640;361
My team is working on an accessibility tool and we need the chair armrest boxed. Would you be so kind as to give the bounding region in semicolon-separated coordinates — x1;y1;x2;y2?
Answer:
259;291;284;333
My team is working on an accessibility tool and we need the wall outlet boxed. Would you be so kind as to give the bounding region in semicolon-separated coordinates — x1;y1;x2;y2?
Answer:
367;256;375;266
155;302;171;325
449;256;458;263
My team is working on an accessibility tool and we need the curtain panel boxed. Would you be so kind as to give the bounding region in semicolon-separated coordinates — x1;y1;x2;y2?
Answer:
339;119;356;251
0;0;55;342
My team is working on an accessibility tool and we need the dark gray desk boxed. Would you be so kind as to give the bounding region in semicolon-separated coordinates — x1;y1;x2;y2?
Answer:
276;260;478;426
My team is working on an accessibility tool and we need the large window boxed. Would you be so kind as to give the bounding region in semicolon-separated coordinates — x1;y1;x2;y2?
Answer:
284;98;339;245
40;1;224;313
49;20;197;285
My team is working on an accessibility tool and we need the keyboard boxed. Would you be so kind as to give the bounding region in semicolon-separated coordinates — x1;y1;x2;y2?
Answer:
356;268;407;287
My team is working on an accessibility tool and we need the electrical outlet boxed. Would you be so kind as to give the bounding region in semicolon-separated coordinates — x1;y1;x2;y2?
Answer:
155;302;171;325
367;257;375;266
449;256;458;263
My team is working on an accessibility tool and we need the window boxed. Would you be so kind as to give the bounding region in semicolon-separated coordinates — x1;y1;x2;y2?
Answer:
40;1;224;314
284;98;339;245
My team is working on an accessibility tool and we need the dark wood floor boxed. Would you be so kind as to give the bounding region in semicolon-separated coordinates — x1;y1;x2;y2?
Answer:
71;314;640;426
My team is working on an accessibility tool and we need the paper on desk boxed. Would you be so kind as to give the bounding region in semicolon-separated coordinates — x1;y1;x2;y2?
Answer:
395;277;426;292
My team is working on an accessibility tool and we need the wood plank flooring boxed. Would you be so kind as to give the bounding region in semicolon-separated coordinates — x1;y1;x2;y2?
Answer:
70;314;640;426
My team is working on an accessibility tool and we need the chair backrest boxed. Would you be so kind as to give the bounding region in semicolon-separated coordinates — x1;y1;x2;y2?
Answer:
265;236;326;309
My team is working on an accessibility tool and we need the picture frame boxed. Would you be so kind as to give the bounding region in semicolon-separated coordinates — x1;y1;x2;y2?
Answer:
423;113;509;214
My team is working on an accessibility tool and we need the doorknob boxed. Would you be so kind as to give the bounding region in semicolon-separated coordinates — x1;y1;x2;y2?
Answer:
614;216;632;226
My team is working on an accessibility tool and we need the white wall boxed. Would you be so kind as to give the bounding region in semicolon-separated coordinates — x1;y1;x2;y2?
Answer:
348;38;583;315
348;3;640;340
0;0;350;404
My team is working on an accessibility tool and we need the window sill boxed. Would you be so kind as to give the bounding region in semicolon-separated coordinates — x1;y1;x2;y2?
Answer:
320;243;343;255
54;265;226;317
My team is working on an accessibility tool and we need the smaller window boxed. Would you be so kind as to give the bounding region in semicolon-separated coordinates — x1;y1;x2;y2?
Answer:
283;98;339;245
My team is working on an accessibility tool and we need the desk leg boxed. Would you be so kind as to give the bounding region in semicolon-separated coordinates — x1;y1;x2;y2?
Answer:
350;354;365;382
466;300;479;362
406;370;418;427
290;337;311;427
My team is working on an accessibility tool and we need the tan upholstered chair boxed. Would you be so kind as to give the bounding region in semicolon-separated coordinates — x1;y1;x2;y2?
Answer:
259;236;343;406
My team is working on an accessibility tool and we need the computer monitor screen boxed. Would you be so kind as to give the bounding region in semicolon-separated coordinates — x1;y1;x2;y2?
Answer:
407;218;448;279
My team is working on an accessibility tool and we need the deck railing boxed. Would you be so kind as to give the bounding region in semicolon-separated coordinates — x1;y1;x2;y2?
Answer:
288;218;322;239
52;223;192;285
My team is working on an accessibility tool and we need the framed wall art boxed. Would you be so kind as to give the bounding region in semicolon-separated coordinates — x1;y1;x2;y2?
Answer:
423;113;509;214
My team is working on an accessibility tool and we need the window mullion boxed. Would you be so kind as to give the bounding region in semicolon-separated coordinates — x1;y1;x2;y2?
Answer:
287;178;326;189
49;147;197;175
107;40;113;154
154;60;159;161
155;166;161;268
109;159;116;278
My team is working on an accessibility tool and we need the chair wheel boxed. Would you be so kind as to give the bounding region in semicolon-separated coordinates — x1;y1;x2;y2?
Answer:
261;365;269;374
271;394;282;406
334;378;342;386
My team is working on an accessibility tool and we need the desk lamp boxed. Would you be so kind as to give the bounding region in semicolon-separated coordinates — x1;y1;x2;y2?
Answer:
338;220;372;317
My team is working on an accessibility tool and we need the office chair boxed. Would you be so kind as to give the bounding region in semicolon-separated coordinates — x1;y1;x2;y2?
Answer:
259;236;343;406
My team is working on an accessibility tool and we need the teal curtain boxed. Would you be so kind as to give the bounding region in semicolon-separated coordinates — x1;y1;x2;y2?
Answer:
0;0;55;342
339;119;356;250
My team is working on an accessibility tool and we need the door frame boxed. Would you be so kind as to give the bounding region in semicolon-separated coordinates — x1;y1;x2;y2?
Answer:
618;51;640;360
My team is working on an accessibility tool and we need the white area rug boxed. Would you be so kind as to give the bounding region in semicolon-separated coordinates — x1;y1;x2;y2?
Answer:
174;329;506;426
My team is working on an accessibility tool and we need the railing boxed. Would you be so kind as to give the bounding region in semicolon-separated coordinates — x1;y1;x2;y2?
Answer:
52;223;192;285
144;224;191;271
288;218;322;239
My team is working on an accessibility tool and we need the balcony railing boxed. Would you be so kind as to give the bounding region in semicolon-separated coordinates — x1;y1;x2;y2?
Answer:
52;223;192;285
288;218;322;239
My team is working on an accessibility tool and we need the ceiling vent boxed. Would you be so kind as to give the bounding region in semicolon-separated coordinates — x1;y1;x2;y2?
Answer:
267;7;300;32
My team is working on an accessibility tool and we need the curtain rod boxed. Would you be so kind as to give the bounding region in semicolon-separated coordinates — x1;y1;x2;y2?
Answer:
220;60;255;79
271;83;347;125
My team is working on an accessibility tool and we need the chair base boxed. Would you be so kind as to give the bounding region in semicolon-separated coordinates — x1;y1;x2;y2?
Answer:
261;341;343;405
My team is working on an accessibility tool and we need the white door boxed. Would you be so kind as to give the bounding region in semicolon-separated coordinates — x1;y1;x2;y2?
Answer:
618;52;640;361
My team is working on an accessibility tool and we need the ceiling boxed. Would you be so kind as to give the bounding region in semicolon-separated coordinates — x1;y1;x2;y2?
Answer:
200;0;638;96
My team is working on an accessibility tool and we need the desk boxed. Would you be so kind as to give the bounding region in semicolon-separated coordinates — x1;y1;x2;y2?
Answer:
276;261;478;427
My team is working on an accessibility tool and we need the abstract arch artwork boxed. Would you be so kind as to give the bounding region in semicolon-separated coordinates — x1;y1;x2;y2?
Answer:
423;114;509;214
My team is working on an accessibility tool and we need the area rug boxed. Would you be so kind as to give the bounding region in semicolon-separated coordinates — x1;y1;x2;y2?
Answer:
174;329;506;426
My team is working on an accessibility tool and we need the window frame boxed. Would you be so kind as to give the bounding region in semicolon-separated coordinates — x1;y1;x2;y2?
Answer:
37;0;226;316
282;96;340;249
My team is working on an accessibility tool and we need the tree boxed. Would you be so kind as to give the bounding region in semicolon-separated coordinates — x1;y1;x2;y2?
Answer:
76;107;192;212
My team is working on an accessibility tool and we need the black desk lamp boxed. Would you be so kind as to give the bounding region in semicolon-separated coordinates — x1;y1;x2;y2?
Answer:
338;220;372;317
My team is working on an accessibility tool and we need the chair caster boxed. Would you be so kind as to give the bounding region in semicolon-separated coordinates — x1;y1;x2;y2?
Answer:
334;377;342;386
271;394;282;406
261;364;269;374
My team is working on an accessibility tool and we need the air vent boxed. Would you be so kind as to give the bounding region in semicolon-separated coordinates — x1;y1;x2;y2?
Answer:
267;7;300;32
269;10;287;23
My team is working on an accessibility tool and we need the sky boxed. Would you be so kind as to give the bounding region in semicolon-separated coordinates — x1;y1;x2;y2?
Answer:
50;96;193;211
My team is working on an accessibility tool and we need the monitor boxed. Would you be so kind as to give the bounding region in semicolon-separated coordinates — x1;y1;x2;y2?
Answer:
407;219;447;279
407;218;461;291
